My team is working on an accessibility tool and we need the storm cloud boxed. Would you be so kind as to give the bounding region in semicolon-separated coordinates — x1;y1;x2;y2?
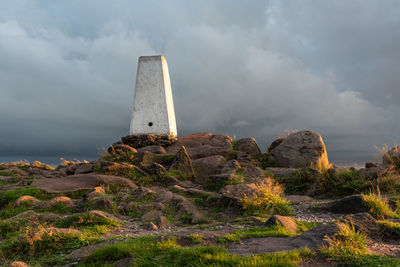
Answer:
1;1;399;163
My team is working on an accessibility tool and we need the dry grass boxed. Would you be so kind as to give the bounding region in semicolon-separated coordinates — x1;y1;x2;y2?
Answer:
241;180;293;216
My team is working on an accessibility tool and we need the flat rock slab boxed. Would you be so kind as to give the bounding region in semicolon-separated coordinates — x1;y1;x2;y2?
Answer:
228;224;339;255
31;174;137;193
228;237;298;255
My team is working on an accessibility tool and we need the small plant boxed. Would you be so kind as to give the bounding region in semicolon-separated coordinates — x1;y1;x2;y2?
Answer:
187;233;203;244
240;180;294;216
362;188;399;219
321;222;368;262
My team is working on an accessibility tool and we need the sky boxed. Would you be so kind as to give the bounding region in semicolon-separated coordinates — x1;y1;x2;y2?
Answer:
1;1;400;164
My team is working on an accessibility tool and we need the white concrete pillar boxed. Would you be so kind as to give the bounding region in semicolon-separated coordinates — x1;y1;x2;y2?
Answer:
130;55;177;136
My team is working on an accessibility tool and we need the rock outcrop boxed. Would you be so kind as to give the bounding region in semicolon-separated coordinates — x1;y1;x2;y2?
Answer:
268;130;329;169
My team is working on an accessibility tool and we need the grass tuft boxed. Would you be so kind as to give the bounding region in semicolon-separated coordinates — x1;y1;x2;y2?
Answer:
240;180;294;216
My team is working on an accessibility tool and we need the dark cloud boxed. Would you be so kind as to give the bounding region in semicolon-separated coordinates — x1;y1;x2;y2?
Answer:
0;1;399;164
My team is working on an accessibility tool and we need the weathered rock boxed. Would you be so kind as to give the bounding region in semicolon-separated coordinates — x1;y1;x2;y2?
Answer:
268;131;329;169
89;210;123;223
292;224;340;249
191;212;206;224
157;215;172;229
156;191;174;203
146;222;159;230
74;163;94;174
323;195;368;214
137;151;176;167
134;202;166;214
358;164;393;179
166;132;233;160
31;174;137;193
5;210;39;221
108;144;137;154
15;195;41;207
137;145;166;154
66;164;80;175
169;146;195;179
89;196;114;212
343;213;380;235
268;137;284;152
264;215;298;233
236;138;261;158
365;162;377;169
141;210;163;222
220;160;241;174
134;187;157;201
121;134;177;148
193;155;226;183
176;199;199;217
47;196;75;208
219;183;259;208
144;162;167;174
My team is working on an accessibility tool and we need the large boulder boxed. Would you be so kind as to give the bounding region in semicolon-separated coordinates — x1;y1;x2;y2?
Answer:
31;174;137;193
121;134;177;149
166;133;233;160
268;130;329;169
236;138;261;158
192;155;226;183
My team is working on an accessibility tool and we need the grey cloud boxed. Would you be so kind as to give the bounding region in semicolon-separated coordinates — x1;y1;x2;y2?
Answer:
0;1;399;164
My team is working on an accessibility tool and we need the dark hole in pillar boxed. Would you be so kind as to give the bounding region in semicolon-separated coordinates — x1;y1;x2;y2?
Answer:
148;122;153;127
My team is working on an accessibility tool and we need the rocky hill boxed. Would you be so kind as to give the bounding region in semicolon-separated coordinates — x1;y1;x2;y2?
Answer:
1;131;400;266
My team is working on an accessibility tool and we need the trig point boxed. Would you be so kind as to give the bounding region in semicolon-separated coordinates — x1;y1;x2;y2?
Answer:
130;55;177;137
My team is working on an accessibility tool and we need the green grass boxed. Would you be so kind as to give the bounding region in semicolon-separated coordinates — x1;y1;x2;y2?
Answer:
361;189;400;219
55;212;122;229
0;170;20;176
101;151;137;164
0;187;55;208
187;233;203;244
0;229;102;262
317;169;373;196
320;222;400;266
378;220;400;237
320;222;368;262
219;224;297;244
81;236;314;267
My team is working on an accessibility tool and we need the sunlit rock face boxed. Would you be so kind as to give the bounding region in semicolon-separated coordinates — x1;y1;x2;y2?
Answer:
130;55;177;137
268;130;330;170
